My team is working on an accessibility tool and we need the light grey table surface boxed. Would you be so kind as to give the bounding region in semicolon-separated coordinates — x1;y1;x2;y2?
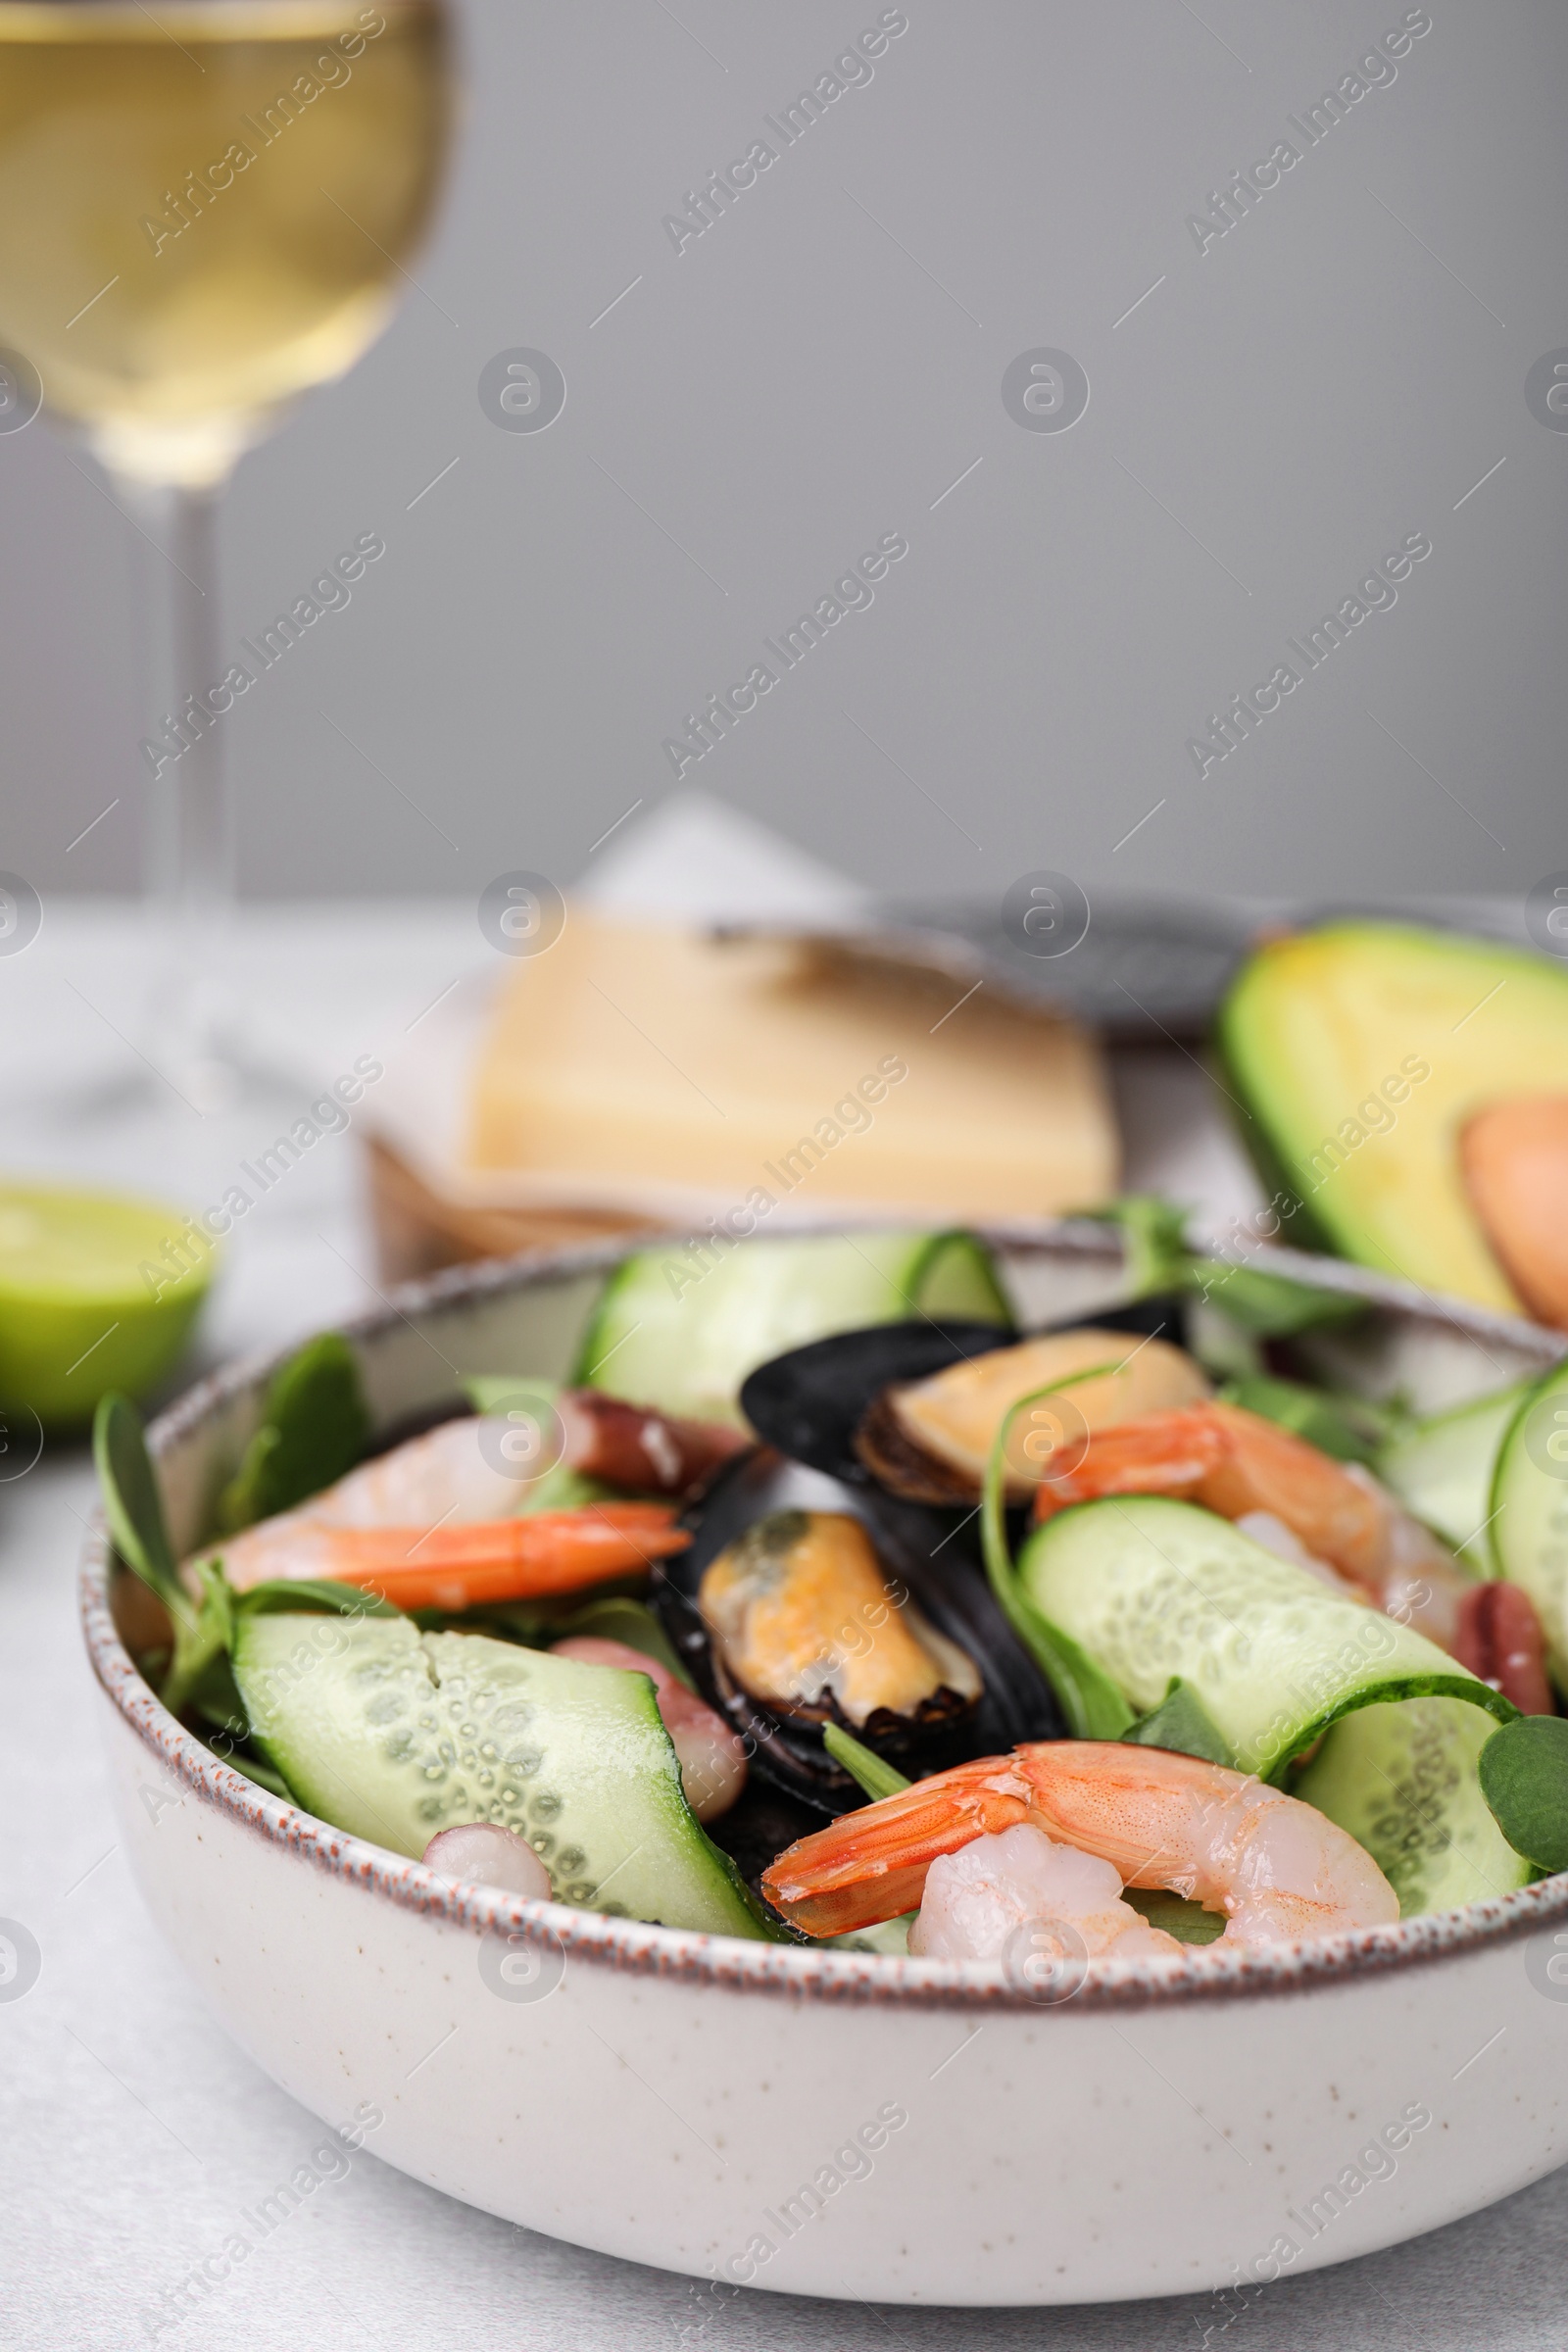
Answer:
4;880;1566;2352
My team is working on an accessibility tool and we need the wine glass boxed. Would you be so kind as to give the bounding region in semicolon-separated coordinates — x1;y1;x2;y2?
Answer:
0;0;454;1116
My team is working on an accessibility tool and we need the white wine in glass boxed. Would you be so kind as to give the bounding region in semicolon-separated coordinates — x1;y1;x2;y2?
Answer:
0;1;453;1108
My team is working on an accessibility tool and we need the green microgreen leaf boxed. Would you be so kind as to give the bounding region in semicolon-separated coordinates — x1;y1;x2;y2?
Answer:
94;1391;182;1615
1080;1195;1367;1338
1123;1677;1236;1768
822;1723;912;1802
1480;1715;1568;1874
231;1577;404;1621
981;1378;1135;1741
1216;1373;1390;1463
1192;1261;1365;1337
217;1334;370;1533
1123;1888;1225;1944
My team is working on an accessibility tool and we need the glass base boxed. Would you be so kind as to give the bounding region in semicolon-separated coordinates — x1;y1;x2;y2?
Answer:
45;1029;307;1127
17;992;313;1210
141;963;310;1120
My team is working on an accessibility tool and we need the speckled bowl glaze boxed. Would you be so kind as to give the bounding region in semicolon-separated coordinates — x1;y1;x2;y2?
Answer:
81;1223;1568;2306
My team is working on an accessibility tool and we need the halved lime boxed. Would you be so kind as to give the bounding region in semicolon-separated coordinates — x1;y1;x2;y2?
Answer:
0;1182;216;1426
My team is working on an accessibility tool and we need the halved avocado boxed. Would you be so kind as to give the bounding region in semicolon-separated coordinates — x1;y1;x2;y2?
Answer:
1217;922;1568;1313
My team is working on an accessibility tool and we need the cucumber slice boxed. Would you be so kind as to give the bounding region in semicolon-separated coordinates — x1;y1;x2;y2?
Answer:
1295;1698;1533;1916
1017;1496;1513;1779
908;1230;1012;1322
1491;1360;1568;1687
571;1230;1009;1426
1377;1381;1529;1573
231;1613;770;1939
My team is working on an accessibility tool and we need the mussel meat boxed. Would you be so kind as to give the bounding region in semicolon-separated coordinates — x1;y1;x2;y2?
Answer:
664;1303;1210;1820
854;1324;1210;1505
656;1448;1061;1813
738;1298;1196;1495
699;1506;981;1738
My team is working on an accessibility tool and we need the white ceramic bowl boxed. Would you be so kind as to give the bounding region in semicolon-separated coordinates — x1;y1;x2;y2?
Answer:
81;1225;1568;2306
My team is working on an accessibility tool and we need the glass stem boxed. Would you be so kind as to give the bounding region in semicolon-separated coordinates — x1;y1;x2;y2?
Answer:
119;471;236;1102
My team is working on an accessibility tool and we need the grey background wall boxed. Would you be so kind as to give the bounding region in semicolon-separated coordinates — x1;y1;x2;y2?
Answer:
2;0;1564;907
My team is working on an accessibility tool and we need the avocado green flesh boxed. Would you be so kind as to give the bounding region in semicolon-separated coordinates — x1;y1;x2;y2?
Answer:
1294;1697;1532;1916
1017;1495;1511;1778
230;1614;768;1938
1377;1382;1528;1573
1218;922;1568;1311
571;1230;1008;1426
1492;1361;1568;1690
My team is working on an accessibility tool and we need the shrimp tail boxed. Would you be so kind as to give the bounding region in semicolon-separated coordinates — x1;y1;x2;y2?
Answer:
760;1754;1034;1936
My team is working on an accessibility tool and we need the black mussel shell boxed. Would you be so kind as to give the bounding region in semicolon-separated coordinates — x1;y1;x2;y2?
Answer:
740;1319;1012;1485
738;1296;1191;1492
1094;1290;1192;1348
702;1777;822;1913
654;1446;1061;1815
855;1388;982;1507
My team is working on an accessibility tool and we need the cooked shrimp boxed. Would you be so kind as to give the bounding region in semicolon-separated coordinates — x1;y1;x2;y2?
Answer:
203;1503;686;1609
1035;1402;1388;1581
204;1396;742;1592
317;1413;516;1521
195;1417;522;1592
551;1635;748;1822
1029;1399;1555;1711
1035;1401;1456;1627
760;1740;1399;1945
191;1387;741;1603
907;1824;1181;1962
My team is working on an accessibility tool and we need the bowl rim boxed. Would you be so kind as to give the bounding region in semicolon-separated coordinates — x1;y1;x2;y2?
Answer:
79;1219;1568;2016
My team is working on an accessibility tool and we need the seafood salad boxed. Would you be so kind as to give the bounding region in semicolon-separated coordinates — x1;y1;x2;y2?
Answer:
97;1218;1568;1970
